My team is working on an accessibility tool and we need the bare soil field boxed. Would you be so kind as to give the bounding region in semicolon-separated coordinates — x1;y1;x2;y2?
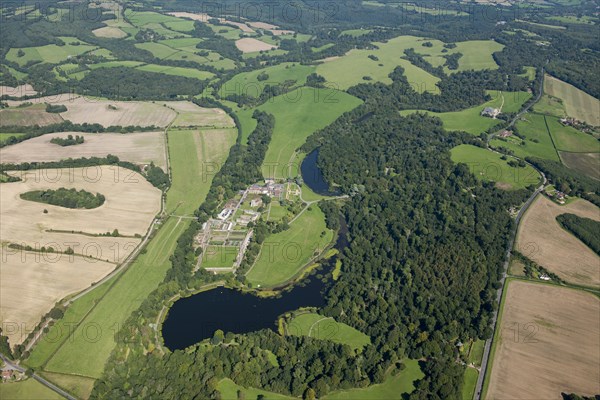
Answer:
0;248;114;347
5;95;177;128
235;38;277;53
92;26;127;38
1;166;161;264
0;131;168;169
164;101;235;127
0;104;63;127
560;152;600;181
486;281;600;399
516;196;600;286
0;84;37;97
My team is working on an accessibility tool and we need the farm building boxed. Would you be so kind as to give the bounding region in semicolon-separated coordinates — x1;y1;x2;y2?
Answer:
481;107;500;118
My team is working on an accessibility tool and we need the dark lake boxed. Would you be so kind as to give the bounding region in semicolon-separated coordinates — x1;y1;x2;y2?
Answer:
301;149;340;196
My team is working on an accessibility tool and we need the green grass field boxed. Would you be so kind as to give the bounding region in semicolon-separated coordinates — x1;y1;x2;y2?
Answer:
462;368;479;400
166;128;237;215
401;91;531;135
158;38;203;51
546;116;600;153
87;60;144;70
533;94;567;117
468;340;485;366
257;87;362;179
40;372;96;400
491;113;560;161
222;63;315;99
246;206;333;287
268;201;292;222
0;378;63;400
135;42;235;70
547;15;596;25
287;312;370;350
136;64;214;80
218;378;295;400
450;144;541;190
6;37;97;66
340;29;373;37
202;245;238;268
544;75;600;126
0;133;24;144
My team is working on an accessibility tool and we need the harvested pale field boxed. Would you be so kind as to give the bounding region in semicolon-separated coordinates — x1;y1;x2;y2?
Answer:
225;21;254;33
5;95;177;128
516;195;600;286
167;11;209;22
0;131;167;169
92;25;127;38
1;166;161;264
0;104;63;127
486;281;600;399
235;38;277;53
560;152;600;181
0;84;37;98
0;248;114;347
246;21;294;35
545;74;600;126
162;101;235;127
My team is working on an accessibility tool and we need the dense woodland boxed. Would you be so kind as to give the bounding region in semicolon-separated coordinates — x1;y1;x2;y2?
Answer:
20;188;105;209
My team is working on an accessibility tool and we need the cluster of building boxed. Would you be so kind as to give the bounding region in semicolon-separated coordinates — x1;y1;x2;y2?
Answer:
481;107;501;118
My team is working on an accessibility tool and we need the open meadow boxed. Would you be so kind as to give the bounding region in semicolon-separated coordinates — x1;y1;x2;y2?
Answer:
516;196;600;286
545;115;600;153
402;90;531;135
6;37;98;66
258;87;362;179
164;102;235;128
486;280;600;399
544;74;600;126
450;144;541;190
246;206;333;288
491;113;560;161
0;131;168;169
287;312;371;350
0;378;63;400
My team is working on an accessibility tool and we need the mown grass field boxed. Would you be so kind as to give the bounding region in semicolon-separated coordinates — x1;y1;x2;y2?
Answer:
258;87;362;179
544;74;600;126
401;91;531;135
6;37;97;66
450;144;541;190
560;152;600;181
246;206;333;287
546;115;600;153
287;312;371;350
0;132;23;144
166;128;237;215
491;113;560;161
0;378;63;400
462;368;479;400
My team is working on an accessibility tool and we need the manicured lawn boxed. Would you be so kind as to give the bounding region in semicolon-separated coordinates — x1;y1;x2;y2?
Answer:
0;378;63;400
491;113;560;161
246;206;333;287
468;339;485;366
136;64;214;80
166;128;237;215
546;115;600;153
202;245;238;268
6;37;97;66
462;368;479;400
287;312;371;350
322;359;424;400
268;201;291;222
450;144;541;190
258;87;362;179
401;91;531;135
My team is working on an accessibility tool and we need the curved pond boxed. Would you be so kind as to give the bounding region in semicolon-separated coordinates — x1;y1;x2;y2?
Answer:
301;149;340;196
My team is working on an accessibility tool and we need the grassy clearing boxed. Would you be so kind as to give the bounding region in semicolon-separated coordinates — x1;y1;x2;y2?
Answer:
287;313;370;350
0;378;63;400
0;132;23;144
87;60;144;69
340;29;373;37
547;15;596;25
202;245;238;268
258;87;362;179
136;64;214;80
546;116;600;153
6;37;97;66
468;340;485;365
491;113;559;161
462;368;479;400
401;91;531;135
533;94;567;117
544;74;600;126
246;206;333;288
217;378;295;400
450;144;541;190
134;42;235;70
166;128;237;215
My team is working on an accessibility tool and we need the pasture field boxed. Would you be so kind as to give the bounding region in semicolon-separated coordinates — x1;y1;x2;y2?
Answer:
267;201;291;222
0;248;114;347
451;40;504;72
462;368;479;400
235;38;277;53
0;378;63;400
166;128;237;215
218;359;423;400
544;74;600;126
560;152;600;181
515;196;600;286
486;280;600;399
402;90;531;135
287;312;370;350
547;15;596;25
491;113;559;161
43;216;189;377
39;372;96;400
0;103;63;127
201;245;238;269
450;144;541;190
546;116;600;153
533;94;567;116
6;37;97;66
0;131;168;169
246;206;333;287
340;29;373;37
162;20;195;33
164;102;235;128
86;60;144;69
157;37;203;51
221;63;315;99
135;64;214;80
92;25;127;38
134;42;235;70
257;87;362;179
